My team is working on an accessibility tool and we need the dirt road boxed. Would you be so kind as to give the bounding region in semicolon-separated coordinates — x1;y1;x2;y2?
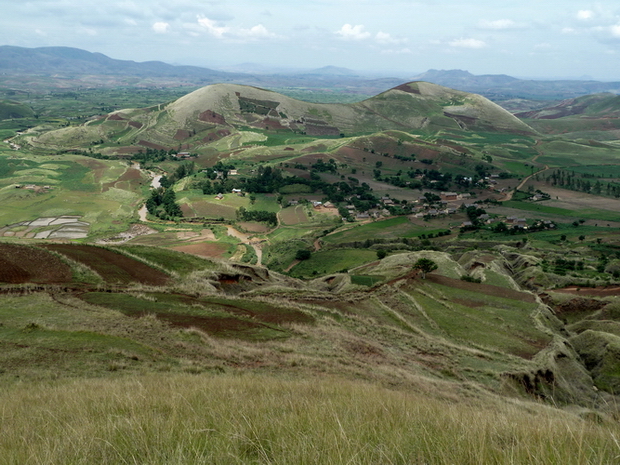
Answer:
226;226;263;265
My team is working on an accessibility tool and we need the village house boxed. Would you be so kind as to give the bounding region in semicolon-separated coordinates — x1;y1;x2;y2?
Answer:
441;192;458;201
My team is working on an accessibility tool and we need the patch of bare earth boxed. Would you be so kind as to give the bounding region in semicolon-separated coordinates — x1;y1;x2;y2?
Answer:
0;244;72;284
75;158;107;184
238;222;271;233
102;166;144;192
43;244;169;286
554;286;620;297
172;242;229;258
176;229;217;242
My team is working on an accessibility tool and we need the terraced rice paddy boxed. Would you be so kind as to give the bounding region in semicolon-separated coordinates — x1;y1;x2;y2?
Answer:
0;216;90;239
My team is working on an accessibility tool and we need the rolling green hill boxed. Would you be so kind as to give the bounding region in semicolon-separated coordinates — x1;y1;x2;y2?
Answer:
0;99;34;120
26;81;535;154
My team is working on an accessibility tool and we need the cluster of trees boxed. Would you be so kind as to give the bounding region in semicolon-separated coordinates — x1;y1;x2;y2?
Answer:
236;207;278;226
311;159;338;173
196;166;381;211
160;161;195;188
145;187;182;220
544;169;620;198
541;258;585;276
131;148;176;164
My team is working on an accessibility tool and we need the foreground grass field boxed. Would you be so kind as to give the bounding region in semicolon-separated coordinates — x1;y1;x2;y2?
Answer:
5;81;620;464
1;373;619;465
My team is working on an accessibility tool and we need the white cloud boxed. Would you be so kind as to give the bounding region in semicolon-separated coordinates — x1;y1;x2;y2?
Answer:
375;31;407;45
380;47;412;55
196;16;277;41
336;24;371;40
197;16;229;38
577;10;594;20
152;22;169;34
449;38;486;49
478;19;516;30
611;24;620;37
562;27;576;34
238;24;276;39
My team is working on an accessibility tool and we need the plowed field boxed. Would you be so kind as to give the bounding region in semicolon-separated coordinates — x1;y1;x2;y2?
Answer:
0;244;72;284
43;244;169;286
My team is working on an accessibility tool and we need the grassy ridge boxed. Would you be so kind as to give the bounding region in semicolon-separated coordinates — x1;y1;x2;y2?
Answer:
1;373;618;464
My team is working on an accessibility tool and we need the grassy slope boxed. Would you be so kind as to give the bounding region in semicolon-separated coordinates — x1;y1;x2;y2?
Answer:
2;373;619;465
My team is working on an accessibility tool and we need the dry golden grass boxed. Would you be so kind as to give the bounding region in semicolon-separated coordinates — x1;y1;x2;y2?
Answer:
1;373;619;464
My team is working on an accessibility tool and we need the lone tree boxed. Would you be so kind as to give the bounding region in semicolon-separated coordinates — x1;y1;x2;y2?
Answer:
295;249;311;261
413;258;438;279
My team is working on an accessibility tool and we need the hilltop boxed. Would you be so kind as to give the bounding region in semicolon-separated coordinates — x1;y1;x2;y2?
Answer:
26;81;534;155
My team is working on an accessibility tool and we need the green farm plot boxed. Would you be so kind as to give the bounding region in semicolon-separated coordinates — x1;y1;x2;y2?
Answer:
178;191;242;219
501;200;620;222
322;217;435;244
536;140;620;167
458;131;536;146
268;226;317;242
498;161;535;176
279;205;309;225
178;191;282;218
288;249;377;278
248;194;281;212
566;165;620;178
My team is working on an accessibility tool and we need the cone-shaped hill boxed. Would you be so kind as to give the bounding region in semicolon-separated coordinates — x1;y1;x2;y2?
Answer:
30;81;535;154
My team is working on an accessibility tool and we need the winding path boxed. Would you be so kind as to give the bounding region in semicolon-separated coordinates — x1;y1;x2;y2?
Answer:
226;226;263;266
137;173;162;221
502;147;550;201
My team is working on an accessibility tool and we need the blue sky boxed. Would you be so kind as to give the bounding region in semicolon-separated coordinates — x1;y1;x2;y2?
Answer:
2;0;620;80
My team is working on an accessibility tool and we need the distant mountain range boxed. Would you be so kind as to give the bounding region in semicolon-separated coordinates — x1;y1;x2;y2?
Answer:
412;69;620;100
2;46;620;101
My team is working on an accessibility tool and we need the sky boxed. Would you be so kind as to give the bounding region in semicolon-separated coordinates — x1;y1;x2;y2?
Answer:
2;0;620;80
